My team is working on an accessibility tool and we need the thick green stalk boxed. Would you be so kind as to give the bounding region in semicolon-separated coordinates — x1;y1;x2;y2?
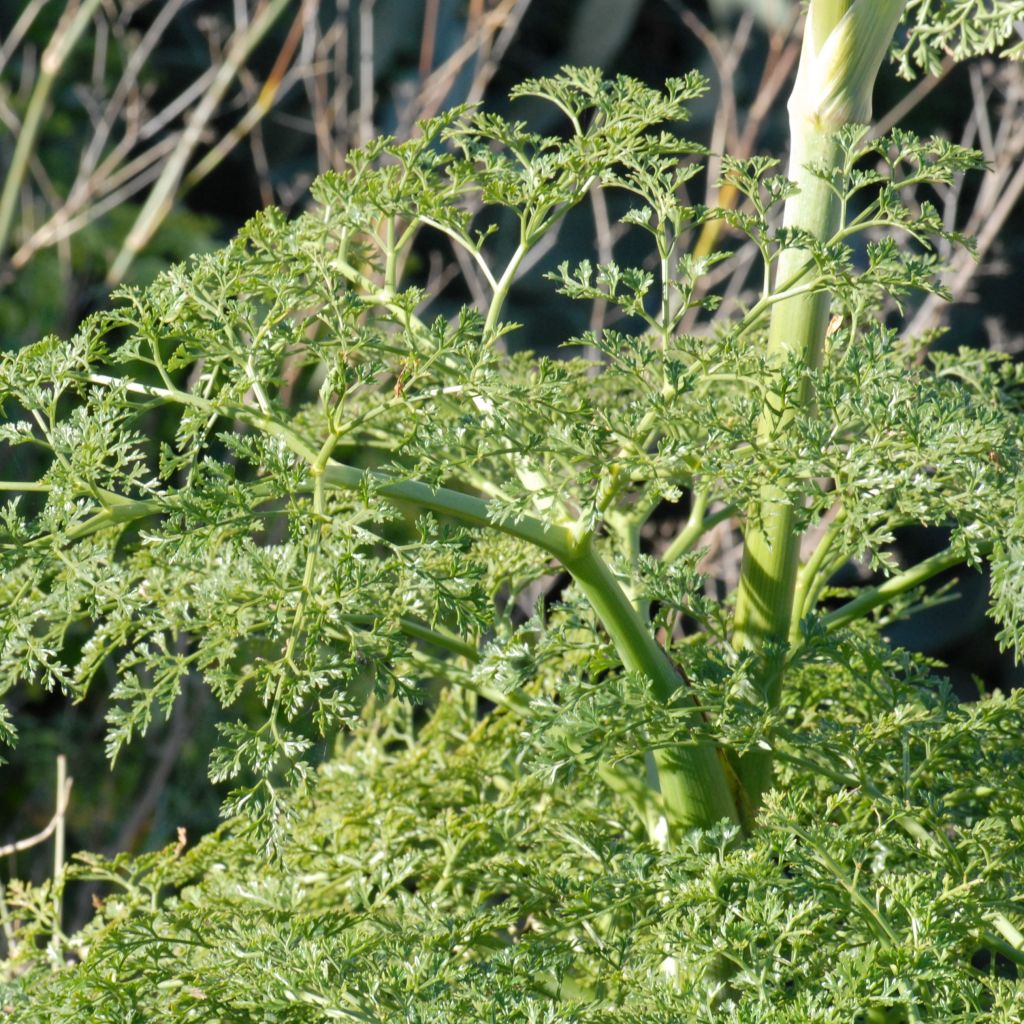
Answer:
732;123;843;668
326;465;739;830
732;0;905;808
562;537;740;832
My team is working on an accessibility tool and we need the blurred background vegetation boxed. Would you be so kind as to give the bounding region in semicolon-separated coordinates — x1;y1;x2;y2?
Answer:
2;0;1022;929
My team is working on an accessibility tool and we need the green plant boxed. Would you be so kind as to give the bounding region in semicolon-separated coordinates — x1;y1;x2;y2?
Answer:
2;1;1024;1018
0;0;544;864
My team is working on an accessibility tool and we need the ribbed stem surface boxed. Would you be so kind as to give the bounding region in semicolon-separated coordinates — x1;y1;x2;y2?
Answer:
731;0;905;809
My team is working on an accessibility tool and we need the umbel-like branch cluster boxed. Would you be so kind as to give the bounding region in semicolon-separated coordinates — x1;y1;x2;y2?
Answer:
1;42;1024;1022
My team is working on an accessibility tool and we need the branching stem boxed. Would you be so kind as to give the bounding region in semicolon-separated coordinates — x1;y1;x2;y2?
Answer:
732;0;907;810
823;542;990;633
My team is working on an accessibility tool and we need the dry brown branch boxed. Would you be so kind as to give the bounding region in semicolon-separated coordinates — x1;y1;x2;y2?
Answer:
357;0;376;146
901;62;1024;345
412;0;532;120
106;0;293;283
0;0;50;75
107;690;193;857
873;57;956;140
3;0;540;296
185;0;309;198
0;757;72;860
665;9;801;334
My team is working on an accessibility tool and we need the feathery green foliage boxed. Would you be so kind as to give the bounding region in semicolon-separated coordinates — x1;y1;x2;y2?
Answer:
2;7;1024;1018
897;0;1024;76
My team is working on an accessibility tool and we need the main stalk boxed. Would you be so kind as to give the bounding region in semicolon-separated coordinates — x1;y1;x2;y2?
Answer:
731;0;905;807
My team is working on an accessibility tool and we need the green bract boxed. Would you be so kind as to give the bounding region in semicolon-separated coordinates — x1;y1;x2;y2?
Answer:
2;10;1024;1019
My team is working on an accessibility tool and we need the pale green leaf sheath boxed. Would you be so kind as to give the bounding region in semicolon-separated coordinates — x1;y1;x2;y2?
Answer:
732;0;905;805
732;0;1024;812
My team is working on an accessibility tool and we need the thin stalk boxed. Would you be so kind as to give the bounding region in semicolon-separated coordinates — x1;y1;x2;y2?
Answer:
482;178;596;340
822;542;990;633
36;370;576;559
0;0;105;265
420;215;498;290
789;507;844;645
483;238;529;338
0;481;51;492
384;218;399;290
50;754;67;954
662;499;739;565
341;613;481;662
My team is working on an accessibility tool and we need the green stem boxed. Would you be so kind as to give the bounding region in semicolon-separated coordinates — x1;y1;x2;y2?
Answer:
662;499;739;565
320;463;576;561
41;371;739;831
732;120;843;666
789;507;844;645
51;754;67;952
482;176;596;340
822;542;990;633
326;464;739;830
669;489;707;556
562;536;740;833
384;218;398;290
731;0;906;810
20;465;738;832
731;126;844;817
341;613;481;662
0;481;52;492
484;238;528;339
419;215;497;290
